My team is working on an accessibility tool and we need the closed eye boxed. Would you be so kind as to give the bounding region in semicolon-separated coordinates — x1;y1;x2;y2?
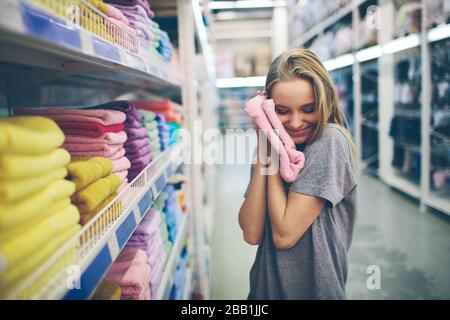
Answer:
275;108;289;115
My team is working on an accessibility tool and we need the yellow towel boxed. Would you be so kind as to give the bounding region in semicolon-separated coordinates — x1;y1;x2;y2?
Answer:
79;192;118;225
0;148;71;180
0;205;80;276
72;174;121;214
0;198;71;243
0;116;64;155
0;179;76;230
0;167;68;202
91;279;121;300
67;157;113;191
0;224;81;296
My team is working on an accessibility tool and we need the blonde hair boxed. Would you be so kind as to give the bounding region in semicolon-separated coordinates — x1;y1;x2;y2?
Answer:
265;48;356;155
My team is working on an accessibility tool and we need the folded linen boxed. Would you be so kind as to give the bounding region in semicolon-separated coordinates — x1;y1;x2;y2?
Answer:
0;205;80;275
69;147;125;158
0;167;67;202
124;137;149;152
64;131;127;145
92;279;122;300
0;179;76;230
244;95;306;183
126;127;148;140
14;108;126;126
63;142;123;155
67;157;113;191
126;144;151;159
112;156;131;172
79;192;119;225
0;116;64;155
61;123;125;137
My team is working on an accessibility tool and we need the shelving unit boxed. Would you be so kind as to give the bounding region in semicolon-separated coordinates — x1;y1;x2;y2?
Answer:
288;0;450;216
0;0;216;300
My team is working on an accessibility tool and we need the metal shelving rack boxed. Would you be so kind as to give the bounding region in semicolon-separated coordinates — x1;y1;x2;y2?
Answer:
288;0;450;216
0;0;215;299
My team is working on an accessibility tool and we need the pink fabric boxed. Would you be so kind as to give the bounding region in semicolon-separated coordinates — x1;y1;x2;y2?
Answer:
148;237;163;268
109;148;127;161
112;156;131;172
105;3;130;24
64;131;127;145
130;209;161;242
118;180;129;193
69;147;123;158
63;142;123;153
105;248;151;300
15;108;126;125
61;124;125;137
244;95;305;183
114;169;129;182
109;17;136;35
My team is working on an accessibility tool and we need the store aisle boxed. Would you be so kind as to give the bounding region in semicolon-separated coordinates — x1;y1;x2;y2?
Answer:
211;164;450;299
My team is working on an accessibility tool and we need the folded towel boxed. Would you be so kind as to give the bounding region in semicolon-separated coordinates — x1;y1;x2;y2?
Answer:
14;108;126;126
109;148;127;161
125;137;150;152
87;101;143;123
63;142;123;155
139;109;156;122
126;144;151;159
105;0;155;18
126;127;148;140
0;205;80;276
79;192;119;225
64;131;127;145
0;167;67;203
69;147;125;158
0;179;76;230
129;152;152;166
125;114;143;128
132;208;161;242
0;224;80;295
112;156;131;172
67;157;113;191
104;3;129;24
0;116;64;155
61;123;125;137
114;169;128;182
72;174;122;213
121;286;151;300
148;238;163;268
92;279;122;300
118;180;128;193
244;95;306;183
0;198;71;243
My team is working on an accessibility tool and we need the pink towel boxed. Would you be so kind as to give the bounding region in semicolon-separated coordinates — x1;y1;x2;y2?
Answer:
148;237;163;268
105;3;130;24
130;209;161;242
15;108;126;126
112;156;131;172
69;147;124;158
63;142;123;154
64;131;127;145
244;95;305;183
109;148;127;161
118;180;129;193
114;169;129;182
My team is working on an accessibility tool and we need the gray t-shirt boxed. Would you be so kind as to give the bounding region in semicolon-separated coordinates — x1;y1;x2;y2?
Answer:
244;124;357;300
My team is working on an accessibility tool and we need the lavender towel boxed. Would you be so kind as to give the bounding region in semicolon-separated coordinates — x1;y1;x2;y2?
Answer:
126;127;149;140
126;144;152;159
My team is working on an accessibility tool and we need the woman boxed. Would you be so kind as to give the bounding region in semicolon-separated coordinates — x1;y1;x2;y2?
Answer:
239;49;357;300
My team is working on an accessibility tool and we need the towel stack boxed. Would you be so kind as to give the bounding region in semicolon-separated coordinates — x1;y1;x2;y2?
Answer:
127;207;167;299
152;192;173;256
157;30;174;63
105;247;151;300
105;0;155;42
139;109;162;158
162;184;184;243
0;116;80;296
14;108;131;191
67;157;122;225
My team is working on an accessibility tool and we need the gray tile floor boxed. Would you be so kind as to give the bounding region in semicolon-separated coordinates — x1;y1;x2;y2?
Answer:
211;164;450;300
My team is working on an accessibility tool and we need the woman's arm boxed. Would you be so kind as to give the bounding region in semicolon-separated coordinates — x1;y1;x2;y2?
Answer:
267;171;325;249
238;141;269;245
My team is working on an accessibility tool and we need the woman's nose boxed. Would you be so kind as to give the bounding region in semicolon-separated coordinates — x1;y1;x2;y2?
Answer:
289;113;303;129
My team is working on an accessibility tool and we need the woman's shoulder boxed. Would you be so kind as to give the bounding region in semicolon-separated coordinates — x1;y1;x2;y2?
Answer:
308;124;352;152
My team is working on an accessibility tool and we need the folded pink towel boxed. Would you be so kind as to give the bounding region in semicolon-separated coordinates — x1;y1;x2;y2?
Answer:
109;148;126;161
63;142;123;154
148;237;164;268
112;156;131;172
118;180;128;193
64;131;127;145
105;3;130;24
121;285;151;300
130;208;161;242
244;95;305;183
114;169;129;182
15;108;126;126
109;16;136;35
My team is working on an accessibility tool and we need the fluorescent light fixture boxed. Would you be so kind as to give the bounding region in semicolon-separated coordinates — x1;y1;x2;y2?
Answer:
323;59;337;71
215;76;266;88
209;0;285;10
356;45;382;62
382;34;419;54
428;23;450;43
323;53;354;71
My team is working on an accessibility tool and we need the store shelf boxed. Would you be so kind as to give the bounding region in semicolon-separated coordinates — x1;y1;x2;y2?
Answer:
156;215;188;300
5;142;184;300
182;266;193;300
384;174;421;199
0;0;182;103
290;0;367;48
424;193;450;216
322;23;450;72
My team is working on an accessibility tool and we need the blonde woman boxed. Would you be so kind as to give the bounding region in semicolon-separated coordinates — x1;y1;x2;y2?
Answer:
239;49;357;300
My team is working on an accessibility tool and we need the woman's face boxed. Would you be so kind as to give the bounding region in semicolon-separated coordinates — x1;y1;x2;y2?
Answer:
271;79;320;144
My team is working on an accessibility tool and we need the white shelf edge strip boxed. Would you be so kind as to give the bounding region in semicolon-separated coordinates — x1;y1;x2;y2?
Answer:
156;216;188;300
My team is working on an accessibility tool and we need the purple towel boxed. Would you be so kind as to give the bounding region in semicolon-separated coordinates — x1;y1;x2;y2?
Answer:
126;144;152;158
91;101;143;123
104;0;154;18
130;152;152;167
125;137;149;151
126;127;149;140
125;115;143;129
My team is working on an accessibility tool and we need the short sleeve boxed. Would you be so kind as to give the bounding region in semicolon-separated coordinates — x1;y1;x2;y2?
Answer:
289;126;356;208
